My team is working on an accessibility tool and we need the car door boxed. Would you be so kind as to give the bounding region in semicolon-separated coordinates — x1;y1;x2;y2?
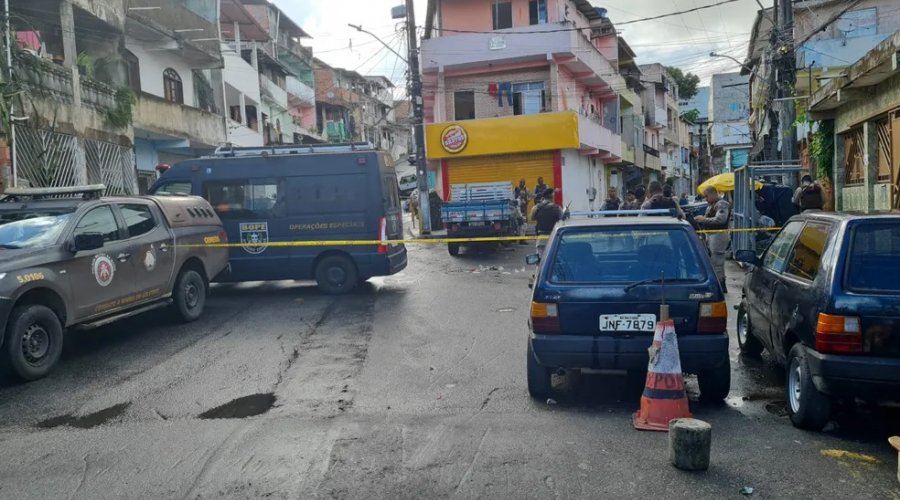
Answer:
769;221;832;360
748;221;804;352
66;204;138;321
115;201;175;302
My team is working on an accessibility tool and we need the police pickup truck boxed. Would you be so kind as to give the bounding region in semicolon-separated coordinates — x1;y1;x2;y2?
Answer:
0;185;229;381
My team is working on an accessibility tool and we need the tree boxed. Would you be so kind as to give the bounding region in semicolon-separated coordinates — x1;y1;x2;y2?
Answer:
665;66;700;100
681;108;701;124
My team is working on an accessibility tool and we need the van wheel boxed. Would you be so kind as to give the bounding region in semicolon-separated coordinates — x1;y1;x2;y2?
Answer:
737;304;763;357
3;305;64;381
174;269;207;322
787;343;831;430
527;341;552;400
698;357;731;403
448;243;460;256
315;255;358;295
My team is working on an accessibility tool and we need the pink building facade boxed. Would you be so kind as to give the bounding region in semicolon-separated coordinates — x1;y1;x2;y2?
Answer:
421;0;625;211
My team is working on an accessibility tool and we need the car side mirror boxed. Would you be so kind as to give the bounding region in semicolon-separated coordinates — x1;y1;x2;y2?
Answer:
525;254;540;265
72;233;104;252
733;249;758;266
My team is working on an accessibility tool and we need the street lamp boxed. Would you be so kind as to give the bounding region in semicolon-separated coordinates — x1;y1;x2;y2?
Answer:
709;52;756;76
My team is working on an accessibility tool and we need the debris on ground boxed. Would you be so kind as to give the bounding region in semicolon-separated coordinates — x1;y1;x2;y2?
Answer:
739;486;754;496
820;449;881;464
546;398;557;405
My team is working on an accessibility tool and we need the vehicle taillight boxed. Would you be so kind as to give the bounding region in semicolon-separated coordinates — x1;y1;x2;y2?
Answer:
815;313;862;353
530;302;560;334
377;217;388;254
697;301;727;333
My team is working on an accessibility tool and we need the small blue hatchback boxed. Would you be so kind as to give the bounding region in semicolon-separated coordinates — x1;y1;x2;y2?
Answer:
526;214;730;401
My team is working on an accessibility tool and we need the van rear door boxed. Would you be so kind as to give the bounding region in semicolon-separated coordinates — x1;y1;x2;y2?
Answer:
381;174;403;241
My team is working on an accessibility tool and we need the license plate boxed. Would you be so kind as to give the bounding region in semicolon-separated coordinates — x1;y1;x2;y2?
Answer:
599;314;656;332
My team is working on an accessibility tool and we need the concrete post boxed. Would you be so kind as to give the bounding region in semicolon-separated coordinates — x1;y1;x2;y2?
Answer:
59;1;80;105
833;130;845;211
239;93;247;127
864;121;878;213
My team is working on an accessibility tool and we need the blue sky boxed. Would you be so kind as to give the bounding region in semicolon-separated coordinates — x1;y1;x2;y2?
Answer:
273;0;762;90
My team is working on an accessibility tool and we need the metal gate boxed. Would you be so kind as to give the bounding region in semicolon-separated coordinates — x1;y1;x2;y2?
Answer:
14;126;137;195
732;161;802;256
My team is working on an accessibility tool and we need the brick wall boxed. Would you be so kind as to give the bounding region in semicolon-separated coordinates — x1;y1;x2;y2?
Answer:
442;67;551;121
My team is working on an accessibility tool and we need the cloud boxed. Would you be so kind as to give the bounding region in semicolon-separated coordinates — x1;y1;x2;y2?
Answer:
274;0;760;86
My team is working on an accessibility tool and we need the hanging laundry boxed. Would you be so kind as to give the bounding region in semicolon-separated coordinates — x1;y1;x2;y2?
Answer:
487;83;498;97
497;82;513;107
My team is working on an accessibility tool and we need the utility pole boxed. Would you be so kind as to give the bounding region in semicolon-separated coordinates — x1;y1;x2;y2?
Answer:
776;0;796;167
406;0;432;233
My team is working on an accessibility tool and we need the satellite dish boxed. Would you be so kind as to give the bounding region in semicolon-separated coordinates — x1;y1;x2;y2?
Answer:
836;18;855;34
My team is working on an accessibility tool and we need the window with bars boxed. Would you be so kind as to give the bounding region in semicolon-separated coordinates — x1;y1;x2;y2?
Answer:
163;68;184;104
843;128;865;186
876;119;892;182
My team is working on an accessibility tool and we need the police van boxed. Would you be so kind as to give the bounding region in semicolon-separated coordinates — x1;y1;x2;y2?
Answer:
150;143;407;294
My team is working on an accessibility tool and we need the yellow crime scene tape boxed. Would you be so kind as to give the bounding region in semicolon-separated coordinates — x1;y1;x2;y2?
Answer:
180;227;782;249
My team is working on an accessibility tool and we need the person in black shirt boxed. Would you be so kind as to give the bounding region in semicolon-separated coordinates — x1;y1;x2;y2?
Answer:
531;187;562;256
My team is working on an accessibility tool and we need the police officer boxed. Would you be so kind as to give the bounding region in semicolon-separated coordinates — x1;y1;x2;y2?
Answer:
531;187;562;256
600;187;621;211
694;186;731;293
640;181;684;217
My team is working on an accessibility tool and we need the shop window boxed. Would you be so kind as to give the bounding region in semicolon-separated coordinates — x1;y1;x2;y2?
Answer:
163;68;183;104
454;91;475;120
492;1;512;30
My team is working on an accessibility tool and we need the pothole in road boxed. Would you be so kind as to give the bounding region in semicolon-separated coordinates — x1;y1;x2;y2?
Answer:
198;393;276;419
36;402;131;429
765;400;789;417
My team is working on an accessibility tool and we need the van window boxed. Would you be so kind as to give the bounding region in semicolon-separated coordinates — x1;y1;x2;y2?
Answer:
155;181;192;196
847;222;900;292
288;174;367;215
382;175;400;211
204;179;285;219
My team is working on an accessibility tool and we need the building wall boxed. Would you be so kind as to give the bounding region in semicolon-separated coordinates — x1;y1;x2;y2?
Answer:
679;86;710;121
834;71;900;133
222;48;261;102
709;72;749;122
795;0;898;44
439;0;575;35
134;138;159;171
442;67;551;120
127;38;197;107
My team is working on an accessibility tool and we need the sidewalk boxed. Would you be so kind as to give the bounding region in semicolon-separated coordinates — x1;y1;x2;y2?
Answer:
405;213;447;240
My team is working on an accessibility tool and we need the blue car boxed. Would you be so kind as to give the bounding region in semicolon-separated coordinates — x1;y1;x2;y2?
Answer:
735;212;900;430
150;143;407;294
526;213;730;401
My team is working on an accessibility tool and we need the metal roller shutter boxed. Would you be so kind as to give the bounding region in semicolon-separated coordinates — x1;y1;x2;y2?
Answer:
446;152;554;199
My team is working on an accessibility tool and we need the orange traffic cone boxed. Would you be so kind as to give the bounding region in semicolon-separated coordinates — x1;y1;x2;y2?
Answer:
633;313;692;432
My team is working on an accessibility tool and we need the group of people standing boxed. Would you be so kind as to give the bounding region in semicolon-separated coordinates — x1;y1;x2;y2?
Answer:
599;181;732;292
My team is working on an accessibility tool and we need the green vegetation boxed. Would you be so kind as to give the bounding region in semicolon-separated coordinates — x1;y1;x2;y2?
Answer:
665;66;700;100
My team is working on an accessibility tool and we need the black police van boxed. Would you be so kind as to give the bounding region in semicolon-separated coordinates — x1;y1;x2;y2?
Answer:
150;143;407;294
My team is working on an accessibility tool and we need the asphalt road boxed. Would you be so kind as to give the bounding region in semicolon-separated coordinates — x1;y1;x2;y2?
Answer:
1;223;899;499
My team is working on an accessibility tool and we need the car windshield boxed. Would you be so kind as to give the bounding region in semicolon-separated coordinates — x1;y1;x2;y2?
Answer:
550;227;706;283
0;209;75;249
847;222;900;292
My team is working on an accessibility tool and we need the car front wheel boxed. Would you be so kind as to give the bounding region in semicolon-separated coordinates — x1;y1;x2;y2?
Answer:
737;304;764;357
786;343;831;430
3;304;64;381
174;269;207;322
526;341;552;400
698;357;731;403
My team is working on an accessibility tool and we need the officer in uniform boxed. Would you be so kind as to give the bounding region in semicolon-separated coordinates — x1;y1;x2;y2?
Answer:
531;187;563;256
694;186;731;293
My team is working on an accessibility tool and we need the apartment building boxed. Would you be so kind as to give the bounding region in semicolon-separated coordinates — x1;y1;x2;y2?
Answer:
638;63;680;185
314;60;363;143
708;72;751;173
125;0;226;192
420;0;624;211
8;0;138;193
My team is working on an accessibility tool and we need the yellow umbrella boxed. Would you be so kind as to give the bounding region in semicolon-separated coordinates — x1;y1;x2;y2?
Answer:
697;173;763;194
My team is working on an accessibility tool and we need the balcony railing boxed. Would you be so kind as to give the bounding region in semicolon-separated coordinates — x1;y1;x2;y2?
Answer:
577;113;621;157
422;23;623;92
643;144;660;157
134;92;226;147
260;75;289;109
286;76;315;106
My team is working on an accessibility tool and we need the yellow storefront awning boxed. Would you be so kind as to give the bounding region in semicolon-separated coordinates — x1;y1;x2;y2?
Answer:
425;112;580;160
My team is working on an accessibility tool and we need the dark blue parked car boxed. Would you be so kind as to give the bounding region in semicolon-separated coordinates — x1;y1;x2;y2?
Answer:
150;143;407;294
736;212;900;430
526;214;730;401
